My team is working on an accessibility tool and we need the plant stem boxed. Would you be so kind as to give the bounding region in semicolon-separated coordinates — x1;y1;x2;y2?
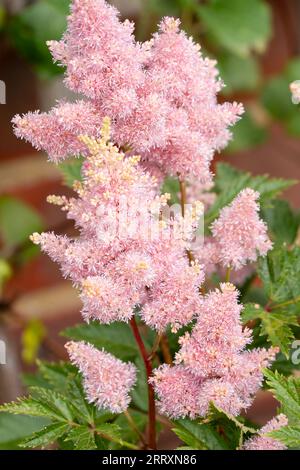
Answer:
225;267;232;283
269;295;300;311
130;317;156;450
124;410;147;447
161;334;173;365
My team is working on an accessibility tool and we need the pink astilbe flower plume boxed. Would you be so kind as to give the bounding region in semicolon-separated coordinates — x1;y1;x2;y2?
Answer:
66;341;137;413
48;0;145;106
150;365;204;420
13;0;242;181
31;119;204;331
151;284;278;419
142;17;243;180
242;414;288;450
176;283;250;378
211;188;272;270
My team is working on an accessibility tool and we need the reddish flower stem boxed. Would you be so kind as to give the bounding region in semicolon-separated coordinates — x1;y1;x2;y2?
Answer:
130;317;156;450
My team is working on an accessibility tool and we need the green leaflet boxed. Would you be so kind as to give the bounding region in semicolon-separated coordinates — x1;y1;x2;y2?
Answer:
173;418;229;450
197;0;271;57
58;157;84;187
242;303;298;357
20;422;70;449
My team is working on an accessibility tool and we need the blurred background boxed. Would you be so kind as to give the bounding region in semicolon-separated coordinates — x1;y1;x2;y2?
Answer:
0;0;300;448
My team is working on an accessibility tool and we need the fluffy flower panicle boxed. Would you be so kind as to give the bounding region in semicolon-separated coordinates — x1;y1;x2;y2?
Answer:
13;0;243;181
151;284;278;419
31;120;204;331
176;283;250;377
66;341;136;413
211;188;272;270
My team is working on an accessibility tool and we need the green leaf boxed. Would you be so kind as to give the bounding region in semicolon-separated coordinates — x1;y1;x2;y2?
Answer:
62;321;144;361
7;0;69;78
66;425;97;450
206;403;256;449
0;396;65;421
226;111;267;152
198;0;271;57
264;369;300;424
131;358;148;412
0;414;50;450
269;425;300;448
21;422;70;449
0;196;44;247
258;246;300;307
261;58;300;136
219;55;260;95
173;418;229;450
261;200;300;244
206;163;294;226
58;157;84;188
242;303;298;357
30;387;74;422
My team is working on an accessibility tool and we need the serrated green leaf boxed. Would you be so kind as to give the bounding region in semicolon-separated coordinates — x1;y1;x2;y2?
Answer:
58;157;84;188
261;200;300;244
0;396;65;421
264;370;300;424
29;387;75;422
258;246;300;307
269;425;300;448
242;303;298;357
0;196;44;247
173;418;229;450
65;425;97;450
21;422;70;449
205;403;257;448
62;322;143;361
198;0;271;57
0;414;50;450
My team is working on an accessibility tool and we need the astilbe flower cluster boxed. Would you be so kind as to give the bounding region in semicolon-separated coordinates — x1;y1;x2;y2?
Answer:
14;0;281;448
151;283;277;419
242;414;288;450
195;188;272;276
31;118;203;334
12;0;243;181
66;341;137;413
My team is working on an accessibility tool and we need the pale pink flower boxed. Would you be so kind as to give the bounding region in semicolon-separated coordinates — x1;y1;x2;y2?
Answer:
31;123;203;330
150;365;204;419
290;80;300;104
13;1;242;181
197;379;244;417
243;414;288;450
211;188;272;270
12;101;104;163
176;284;251;378
48;0;145;106
66;341;137;413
